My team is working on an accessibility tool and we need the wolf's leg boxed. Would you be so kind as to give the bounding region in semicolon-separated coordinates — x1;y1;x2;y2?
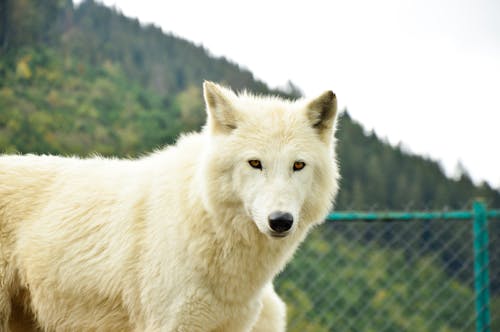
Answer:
0;286;11;332
1;240;14;332
251;284;286;332
212;299;263;332
156;300;259;332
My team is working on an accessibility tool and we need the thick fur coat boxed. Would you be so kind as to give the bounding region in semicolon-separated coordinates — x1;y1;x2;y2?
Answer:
0;82;339;331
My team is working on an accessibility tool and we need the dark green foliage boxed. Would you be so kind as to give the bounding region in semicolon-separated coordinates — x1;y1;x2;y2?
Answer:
276;222;494;331
335;112;500;210
67;0;287;97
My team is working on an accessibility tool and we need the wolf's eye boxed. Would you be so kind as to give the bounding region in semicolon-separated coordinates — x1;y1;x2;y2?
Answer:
248;160;262;170
293;161;306;171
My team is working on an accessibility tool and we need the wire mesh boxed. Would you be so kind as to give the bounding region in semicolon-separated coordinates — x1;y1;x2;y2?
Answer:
275;217;499;332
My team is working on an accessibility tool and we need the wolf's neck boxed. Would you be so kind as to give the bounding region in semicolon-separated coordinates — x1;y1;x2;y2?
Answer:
200;210;299;303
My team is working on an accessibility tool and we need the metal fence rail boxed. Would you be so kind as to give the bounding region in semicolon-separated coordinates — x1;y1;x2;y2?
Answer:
275;201;500;332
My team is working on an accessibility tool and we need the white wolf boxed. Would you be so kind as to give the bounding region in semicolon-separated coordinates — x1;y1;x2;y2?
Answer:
0;82;339;331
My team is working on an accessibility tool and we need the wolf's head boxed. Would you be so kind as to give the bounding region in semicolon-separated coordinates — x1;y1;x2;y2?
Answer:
200;82;339;240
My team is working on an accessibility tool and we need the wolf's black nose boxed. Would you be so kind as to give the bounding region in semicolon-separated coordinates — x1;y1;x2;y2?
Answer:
268;211;293;233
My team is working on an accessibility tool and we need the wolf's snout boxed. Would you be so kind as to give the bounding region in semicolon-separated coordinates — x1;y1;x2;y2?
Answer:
268;211;293;235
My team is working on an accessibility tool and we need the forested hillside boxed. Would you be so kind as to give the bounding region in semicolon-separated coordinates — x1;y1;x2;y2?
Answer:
2;0;498;209
2;0;500;329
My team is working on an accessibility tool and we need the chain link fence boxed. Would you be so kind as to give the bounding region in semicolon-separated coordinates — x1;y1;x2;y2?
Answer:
275;205;499;332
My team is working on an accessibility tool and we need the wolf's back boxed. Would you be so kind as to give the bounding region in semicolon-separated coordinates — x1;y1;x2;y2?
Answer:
0;155;63;231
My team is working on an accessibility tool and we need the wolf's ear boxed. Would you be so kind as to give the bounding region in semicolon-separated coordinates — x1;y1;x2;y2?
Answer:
203;81;238;134
306;90;337;141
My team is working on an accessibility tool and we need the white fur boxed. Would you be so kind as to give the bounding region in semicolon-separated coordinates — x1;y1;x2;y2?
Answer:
0;82;339;331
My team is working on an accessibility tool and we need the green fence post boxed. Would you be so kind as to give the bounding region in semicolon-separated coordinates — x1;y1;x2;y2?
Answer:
473;200;491;332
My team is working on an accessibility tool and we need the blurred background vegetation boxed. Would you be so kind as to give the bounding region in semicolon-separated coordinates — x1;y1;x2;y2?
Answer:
1;0;499;330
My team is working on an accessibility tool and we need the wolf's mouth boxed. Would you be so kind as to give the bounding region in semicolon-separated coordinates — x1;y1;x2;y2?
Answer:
269;231;289;238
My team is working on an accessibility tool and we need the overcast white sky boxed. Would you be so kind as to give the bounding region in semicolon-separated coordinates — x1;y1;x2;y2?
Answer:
85;0;500;188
